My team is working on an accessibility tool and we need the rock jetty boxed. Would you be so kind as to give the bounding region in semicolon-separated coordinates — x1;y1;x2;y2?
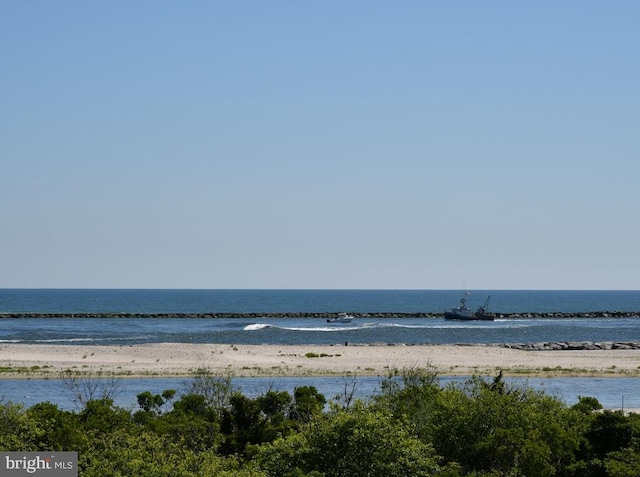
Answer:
498;341;640;351
0;311;638;319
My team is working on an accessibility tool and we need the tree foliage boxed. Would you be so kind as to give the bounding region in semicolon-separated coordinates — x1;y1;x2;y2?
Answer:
1;369;639;476
258;404;441;477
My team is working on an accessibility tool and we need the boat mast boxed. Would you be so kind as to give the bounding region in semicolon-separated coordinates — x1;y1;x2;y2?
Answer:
482;295;491;312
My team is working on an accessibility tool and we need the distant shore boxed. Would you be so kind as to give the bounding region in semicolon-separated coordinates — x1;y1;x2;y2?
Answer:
1;343;640;379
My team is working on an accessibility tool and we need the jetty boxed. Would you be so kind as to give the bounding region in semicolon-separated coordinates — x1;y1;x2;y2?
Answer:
0;311;638;319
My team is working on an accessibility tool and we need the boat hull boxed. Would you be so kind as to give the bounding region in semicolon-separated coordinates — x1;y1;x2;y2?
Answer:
444;311;494;321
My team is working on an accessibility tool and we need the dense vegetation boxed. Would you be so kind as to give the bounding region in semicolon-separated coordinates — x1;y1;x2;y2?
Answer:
2;368;640;476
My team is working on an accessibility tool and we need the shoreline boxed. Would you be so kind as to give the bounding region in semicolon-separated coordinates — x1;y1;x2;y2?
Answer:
1;343;640;379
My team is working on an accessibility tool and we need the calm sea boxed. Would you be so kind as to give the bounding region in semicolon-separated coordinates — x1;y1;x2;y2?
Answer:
1;289;639;346
1;289;639;410
2;288;639;314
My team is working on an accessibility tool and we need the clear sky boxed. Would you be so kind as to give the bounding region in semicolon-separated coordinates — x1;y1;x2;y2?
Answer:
1;1;638;290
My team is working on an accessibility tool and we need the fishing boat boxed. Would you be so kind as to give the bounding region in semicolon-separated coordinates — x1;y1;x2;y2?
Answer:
444;293;494;321
327;313;354;323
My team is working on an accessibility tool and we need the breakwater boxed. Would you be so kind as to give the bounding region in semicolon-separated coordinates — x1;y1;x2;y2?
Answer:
498;341;640;351
0;311;639;319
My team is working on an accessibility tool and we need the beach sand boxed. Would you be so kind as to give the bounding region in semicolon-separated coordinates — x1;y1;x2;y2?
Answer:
1;343;639;378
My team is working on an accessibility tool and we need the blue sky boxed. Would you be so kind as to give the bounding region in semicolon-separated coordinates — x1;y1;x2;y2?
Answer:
2;1;638;289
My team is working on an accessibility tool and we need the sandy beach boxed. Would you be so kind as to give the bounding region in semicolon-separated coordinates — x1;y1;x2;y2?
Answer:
1;343;639;379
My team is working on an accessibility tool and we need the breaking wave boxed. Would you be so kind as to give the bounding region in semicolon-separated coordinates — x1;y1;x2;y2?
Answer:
243;321;529;332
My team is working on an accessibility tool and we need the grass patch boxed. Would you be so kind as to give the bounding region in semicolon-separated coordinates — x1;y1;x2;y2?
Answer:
305;352;337;358
0;365;52;374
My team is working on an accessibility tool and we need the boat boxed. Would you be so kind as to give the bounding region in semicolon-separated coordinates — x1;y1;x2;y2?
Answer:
444;293;494;321
327;313;354;323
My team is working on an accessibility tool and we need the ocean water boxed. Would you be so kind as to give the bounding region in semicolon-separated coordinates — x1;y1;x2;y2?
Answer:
1;288;639;314
1;289;639;346
1;289;639;409
2;315;640;346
